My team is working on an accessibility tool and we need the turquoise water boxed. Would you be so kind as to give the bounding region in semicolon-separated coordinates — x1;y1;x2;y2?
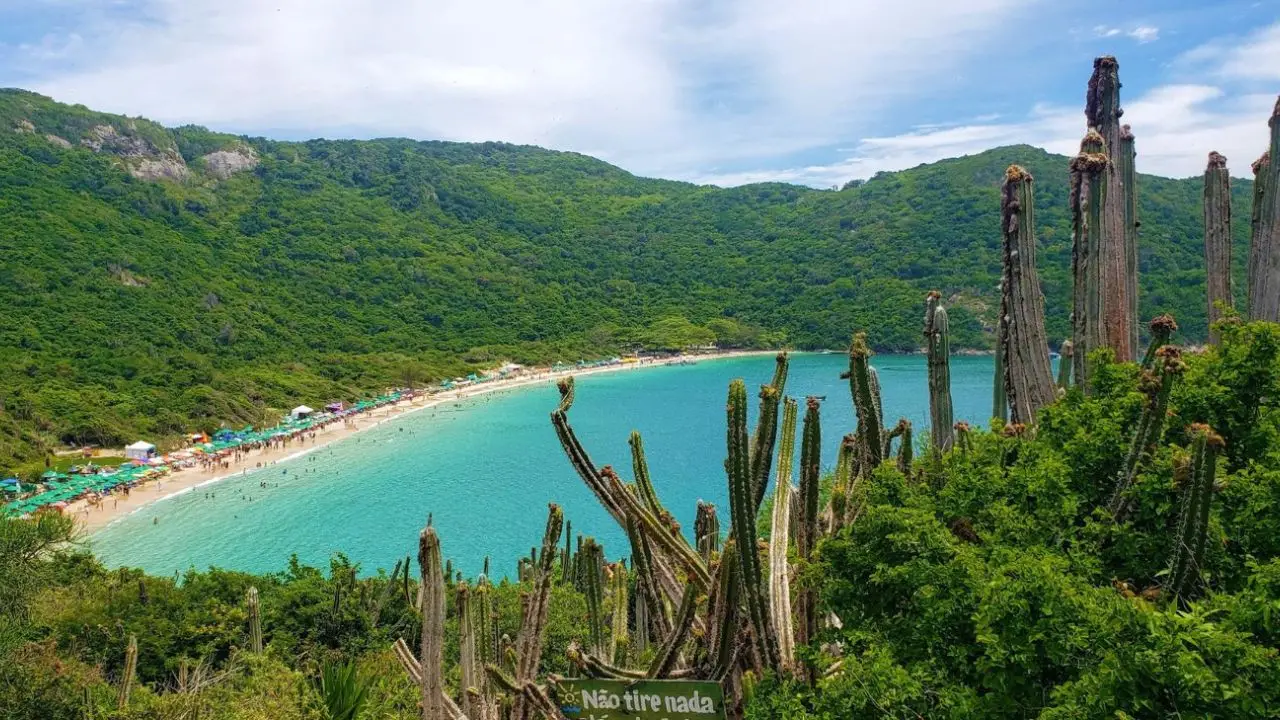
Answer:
92;353;1001;579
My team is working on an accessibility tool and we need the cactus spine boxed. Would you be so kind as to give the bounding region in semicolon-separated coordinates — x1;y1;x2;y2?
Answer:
246;586;262;653
418;521;446;720
924;291;954;453
1109;343;1186;520
1166;424;1224;605
1204;151;1234;343
1087;55;1136;360
1070;130;1108;389
1000;165;1057;424
117;634;137;710
849;333;884;470
726;379;779;673
1248;98;1280;320
1057;341;1073;390
769;397;798;674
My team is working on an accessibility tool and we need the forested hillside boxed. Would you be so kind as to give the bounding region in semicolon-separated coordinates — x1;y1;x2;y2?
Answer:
0;89;1254;467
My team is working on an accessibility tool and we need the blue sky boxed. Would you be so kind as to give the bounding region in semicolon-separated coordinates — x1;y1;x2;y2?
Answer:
1;0;1277;186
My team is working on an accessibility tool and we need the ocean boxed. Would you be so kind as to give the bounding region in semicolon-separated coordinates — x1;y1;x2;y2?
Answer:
91;352;1006;579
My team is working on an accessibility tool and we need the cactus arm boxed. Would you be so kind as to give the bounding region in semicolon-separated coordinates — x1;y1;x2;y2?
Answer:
726;379;780;673
117;634;138;710
993;312;1008;421
1166;425;1224;604
769;397;798;674
1056;341;1073;390
1109;345;1186;520
1248;99;1280;320
509;504;564;720
247;586;263;653
924;292;955;452
646;584;700;678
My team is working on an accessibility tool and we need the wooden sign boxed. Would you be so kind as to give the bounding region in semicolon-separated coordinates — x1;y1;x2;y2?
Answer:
556;679;726;720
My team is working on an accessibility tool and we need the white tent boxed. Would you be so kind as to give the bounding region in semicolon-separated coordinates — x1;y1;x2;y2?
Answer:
290;405;315;419
125;441;156;461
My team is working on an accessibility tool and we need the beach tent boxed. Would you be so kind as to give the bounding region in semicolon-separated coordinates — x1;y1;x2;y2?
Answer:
124;441;157;461
290;405;314;420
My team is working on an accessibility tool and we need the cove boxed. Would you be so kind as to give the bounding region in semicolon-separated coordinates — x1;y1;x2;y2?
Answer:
91;353;1002;578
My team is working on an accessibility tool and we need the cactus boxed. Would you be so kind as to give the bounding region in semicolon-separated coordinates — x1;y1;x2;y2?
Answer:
246;586;263;653
694;501;720;560
794;397;821;677
924;291;955;453
646;584;699;678
849;333;885;470
1087;55;1136;360
706;541;741;682
117;634;137;710
954;422;973;459
418;521;446;720
1166;425;1225;605
993;312;1008;421
769;397;798;674
1121;125;1140;358
561;520;573;585
476;576;497;667
889;419;913;475
1204;151;1234;343
608;562;629;663
750;353;790;509
726;379;779;673
1070;130;1108;389
1109;345;1187;520
1000;165;1057;424
1141;315;1178;369
582;538;607;657
1248;98;1280;320
1057;341;1073;390
457;583;484;720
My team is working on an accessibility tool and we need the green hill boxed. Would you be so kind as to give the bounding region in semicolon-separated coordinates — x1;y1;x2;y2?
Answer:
0;89;1254;468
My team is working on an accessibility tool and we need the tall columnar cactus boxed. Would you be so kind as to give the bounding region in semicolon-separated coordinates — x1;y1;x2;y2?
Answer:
1070;129;1108;389
1001;165;1057;424
582;538;607;657
457;582;483;720
1120;125;1140;358
769;397;798;675
1248;98;1280;321
694;501;720;560
849;333;884;470
795;397;821;673
561;520;573;585
1109;345;1187;520
1087;55;1136;361
750;353;790;509
608;563;629;663
1140;315;1178;369
418;522;446;720
883;418;913;475
476;576;497;667
1204;151;1234;344
954;422;973;459
117;634;138;710
502;504;564;720
246;586;263;653
1166;424;1224;605
993;312;1008;422
924;291;955;453
726;379;779;673
1057;341;1074;390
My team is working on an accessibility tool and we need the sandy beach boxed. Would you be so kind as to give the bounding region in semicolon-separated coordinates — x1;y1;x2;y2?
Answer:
70;350;774;533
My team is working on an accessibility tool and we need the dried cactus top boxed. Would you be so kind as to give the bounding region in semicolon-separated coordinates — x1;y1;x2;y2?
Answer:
1086;55;1123;128
1207;151;1228;170
1059;340;1074;356
1120;124;1134;141
849;332;873;359
1004;164;1033;184
1187;423;1226;449
1272;95;1280;125
926;289;942;301
1155;345;1187;374
1150;314;1179;335
1255;151;1271;175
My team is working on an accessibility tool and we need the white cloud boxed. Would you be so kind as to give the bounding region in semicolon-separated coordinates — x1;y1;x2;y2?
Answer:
694;22;1280;187
1094;25;1123;38
1128;26;1159;43
13;0;1026;179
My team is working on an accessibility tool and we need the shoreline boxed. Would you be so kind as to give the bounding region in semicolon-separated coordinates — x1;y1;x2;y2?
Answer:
74;349;776;534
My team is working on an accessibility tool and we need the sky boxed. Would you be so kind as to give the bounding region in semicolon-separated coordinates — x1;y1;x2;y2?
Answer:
0;0;1277;188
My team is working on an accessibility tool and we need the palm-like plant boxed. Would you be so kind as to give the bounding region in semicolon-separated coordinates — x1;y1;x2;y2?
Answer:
311;660;372;720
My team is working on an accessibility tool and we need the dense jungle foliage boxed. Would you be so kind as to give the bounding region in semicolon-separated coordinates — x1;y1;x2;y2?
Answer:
0;88;1255;470
4;321;1280;718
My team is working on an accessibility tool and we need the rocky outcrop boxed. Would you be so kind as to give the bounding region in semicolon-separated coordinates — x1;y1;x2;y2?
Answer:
80;124;189;181
202;147;259;179
45;134;71;148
